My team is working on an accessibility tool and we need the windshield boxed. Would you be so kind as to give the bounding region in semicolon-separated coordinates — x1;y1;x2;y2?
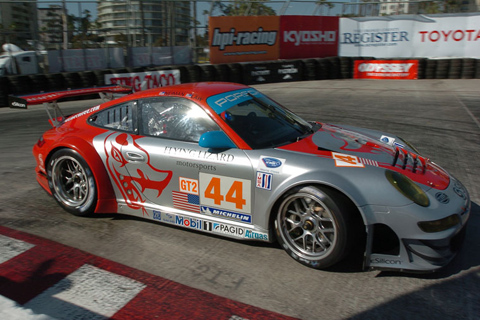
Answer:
206;88;313;149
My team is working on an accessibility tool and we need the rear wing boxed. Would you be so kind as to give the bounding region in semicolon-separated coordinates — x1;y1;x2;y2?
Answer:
8;85;132;128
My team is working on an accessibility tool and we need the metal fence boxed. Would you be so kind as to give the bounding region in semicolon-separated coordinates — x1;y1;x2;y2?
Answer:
1;0;479;64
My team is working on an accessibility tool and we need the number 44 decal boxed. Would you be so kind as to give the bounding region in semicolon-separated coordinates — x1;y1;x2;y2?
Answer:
199;173;251;214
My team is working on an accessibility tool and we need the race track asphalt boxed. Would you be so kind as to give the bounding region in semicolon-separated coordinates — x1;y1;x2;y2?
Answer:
0;79;479;320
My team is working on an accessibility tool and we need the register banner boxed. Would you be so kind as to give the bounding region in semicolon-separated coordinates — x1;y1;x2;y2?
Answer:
354;60;418;79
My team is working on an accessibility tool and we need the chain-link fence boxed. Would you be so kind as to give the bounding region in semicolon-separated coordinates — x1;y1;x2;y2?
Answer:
1;0;479;64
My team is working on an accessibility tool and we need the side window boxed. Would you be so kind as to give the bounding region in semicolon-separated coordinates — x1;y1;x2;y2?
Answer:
139;97;220;142
89;101;136;133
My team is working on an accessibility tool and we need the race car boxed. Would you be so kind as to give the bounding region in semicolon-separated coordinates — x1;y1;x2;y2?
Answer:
14;82;470;272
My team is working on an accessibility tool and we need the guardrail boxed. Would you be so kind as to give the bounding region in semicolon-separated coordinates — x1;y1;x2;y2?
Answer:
2;57;480;107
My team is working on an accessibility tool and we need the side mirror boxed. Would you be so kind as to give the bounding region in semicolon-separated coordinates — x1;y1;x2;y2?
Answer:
199;131;236;149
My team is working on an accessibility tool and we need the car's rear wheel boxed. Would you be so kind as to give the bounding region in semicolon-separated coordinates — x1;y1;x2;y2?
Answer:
47;149;97;216
275;186;355;269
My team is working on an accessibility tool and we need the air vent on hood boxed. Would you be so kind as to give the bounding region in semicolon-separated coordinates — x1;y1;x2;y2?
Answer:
392;147;427;174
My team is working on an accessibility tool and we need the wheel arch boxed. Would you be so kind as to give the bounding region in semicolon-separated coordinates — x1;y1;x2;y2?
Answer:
45;136;117;213
267;178;368;245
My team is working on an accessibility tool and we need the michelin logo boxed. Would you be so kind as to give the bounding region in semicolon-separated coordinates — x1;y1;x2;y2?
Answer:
201;206;252;223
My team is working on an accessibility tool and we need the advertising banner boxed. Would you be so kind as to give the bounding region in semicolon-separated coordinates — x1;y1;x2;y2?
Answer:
353;60;418;79
105;70;180;92
413;14;480;58
339;14;480;58
243;61;302;84
209;16;280;64
279;16;339;59
339;17;414;57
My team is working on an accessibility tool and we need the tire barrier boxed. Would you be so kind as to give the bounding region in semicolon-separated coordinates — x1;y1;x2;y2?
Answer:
1;57;480;107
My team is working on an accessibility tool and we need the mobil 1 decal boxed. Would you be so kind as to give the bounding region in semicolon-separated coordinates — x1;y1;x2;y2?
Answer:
199;173;252;223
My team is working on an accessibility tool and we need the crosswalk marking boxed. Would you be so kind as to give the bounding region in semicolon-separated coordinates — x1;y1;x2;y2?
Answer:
25;264;146;319
0;234;35;264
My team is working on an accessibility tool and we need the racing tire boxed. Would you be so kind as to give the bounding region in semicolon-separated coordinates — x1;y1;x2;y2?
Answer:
275;186;355;269
47;149;97;216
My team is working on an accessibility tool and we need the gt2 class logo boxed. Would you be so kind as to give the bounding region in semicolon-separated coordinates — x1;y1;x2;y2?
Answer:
332;152;365;168
179;177;198;195
199;173;251;214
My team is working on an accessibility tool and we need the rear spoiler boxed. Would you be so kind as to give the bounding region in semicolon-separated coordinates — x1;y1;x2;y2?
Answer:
8;85;132;127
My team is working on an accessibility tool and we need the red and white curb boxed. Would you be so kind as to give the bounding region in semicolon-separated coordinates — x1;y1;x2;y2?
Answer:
0;226;297;320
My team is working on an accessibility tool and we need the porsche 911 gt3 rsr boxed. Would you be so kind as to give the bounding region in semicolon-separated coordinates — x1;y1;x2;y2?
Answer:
14;82;470;272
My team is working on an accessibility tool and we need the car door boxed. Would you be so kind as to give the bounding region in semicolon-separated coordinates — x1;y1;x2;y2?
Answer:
120;96;256;227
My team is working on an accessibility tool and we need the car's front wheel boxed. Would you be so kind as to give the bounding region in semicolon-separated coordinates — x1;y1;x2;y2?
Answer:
47;149;97;216
275;186;355;269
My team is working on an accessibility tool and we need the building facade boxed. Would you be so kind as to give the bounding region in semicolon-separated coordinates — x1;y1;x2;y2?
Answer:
97;0;191;47
0;2;38;49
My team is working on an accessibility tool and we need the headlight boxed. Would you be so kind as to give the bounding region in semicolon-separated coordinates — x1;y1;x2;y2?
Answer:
385;170;430;207
418;214;460;233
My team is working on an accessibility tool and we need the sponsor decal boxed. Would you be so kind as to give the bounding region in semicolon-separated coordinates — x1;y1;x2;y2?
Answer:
201;206;252;223
206;88;260;113
332;152;365;168
213;223;245;236
153;210;162;221
200;173;251;214
175;215;202;230
354;60;418;80
179;177;199;195
65;105;100;122
244;230;268;241
380;135;405;148
164;146;235;163
256;172;272;190
258;156;285;174
370;257;402;265
176;160;216;171
435;192;450;204
172;191;200;213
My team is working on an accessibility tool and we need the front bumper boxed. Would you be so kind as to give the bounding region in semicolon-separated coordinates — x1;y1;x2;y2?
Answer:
362;178;471;272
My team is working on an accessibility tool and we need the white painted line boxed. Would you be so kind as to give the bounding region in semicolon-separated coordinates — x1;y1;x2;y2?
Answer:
0;234;35;264
0;295;57;320
25;264;146;320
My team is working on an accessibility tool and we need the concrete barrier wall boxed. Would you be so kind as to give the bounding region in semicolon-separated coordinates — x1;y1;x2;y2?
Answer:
2;57;480;107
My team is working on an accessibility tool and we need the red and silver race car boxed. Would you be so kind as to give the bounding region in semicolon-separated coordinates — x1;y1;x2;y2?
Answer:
11;82;470;272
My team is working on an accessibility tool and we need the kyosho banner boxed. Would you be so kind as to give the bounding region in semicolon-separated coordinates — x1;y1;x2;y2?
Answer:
280;16;339;59
339;14;480;58
354;60;418;79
